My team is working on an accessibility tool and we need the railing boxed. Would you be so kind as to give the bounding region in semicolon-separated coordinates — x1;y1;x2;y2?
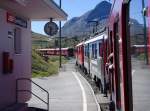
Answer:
16;78;49;111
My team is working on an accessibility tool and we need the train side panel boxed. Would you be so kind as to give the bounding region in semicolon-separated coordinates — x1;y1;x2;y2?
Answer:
90;40;103;80
84;43;90;74
148;0;150;64
76;43;84;68
84;34;107;92
108;0;132;111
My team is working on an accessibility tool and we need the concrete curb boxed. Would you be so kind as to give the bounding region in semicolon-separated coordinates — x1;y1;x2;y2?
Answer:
77;72;101;111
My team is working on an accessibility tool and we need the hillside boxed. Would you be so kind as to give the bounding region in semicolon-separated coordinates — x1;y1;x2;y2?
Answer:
32;32;54;48
32;32;50;41
32;50;59;77
61;1;112;37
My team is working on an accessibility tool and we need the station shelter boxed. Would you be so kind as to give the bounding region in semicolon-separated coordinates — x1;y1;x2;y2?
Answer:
0;0;67;110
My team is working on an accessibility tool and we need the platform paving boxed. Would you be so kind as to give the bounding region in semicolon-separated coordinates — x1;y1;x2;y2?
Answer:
28;60;101;111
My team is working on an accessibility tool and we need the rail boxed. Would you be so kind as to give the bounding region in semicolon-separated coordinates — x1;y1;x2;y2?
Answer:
16;78;49;111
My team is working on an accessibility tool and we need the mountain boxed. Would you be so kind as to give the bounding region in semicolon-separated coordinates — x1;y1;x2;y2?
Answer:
61;1;112;37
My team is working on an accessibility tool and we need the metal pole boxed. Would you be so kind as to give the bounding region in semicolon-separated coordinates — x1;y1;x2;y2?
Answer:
142;0;149;65
59;0;62;68
47;92;49;111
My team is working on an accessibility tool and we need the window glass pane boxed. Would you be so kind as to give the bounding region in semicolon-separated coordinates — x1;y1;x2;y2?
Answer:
84;47;85;56
95;43;97;59
92;44;94;58
129;0;150;110
14;28;22;54
99;42;102;56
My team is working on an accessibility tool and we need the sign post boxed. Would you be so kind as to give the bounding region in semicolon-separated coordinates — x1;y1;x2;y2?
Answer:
59;0;62;68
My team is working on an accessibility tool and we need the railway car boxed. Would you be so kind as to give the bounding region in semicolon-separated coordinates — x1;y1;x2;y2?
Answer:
84;33;108;92
75;42;84;69
37;48;74;57
75;1;150;111
106;0;150;111
75;32;108;92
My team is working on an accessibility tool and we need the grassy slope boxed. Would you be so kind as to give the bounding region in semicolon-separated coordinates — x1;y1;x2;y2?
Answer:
32;32;50;41
32;50;68;78
32;32;74;78
32;50;58;77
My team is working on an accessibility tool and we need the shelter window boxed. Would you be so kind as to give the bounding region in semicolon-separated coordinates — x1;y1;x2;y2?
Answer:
14;28;22;54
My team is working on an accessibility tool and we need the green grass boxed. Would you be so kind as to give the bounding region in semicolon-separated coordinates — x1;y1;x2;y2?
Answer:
137;53;146;61
32;50;68;78
48;56;68;64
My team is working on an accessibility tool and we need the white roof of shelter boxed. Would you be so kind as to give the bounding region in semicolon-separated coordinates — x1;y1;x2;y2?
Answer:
0;0;67;20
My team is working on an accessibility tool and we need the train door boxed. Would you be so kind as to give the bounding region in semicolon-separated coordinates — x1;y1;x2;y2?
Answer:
129;0;150;111
89;43;92;75
121;2;133;111
100;37;106;93
113;20;122;111
86;43;90;74
103;37;108;95
108;31;114;94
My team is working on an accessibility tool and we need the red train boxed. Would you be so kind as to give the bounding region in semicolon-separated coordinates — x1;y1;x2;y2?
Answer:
37;48;74;57
76;0;150;111
76;32;108;93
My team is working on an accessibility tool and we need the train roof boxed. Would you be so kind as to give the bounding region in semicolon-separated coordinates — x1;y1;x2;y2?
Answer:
76;41;85;47
84;34;107;44
37;48;69;51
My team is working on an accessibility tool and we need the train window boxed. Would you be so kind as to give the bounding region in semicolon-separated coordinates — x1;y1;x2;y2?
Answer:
100;41;104;57
110;31;113;53
95;43;97;59
85;45;88;57
86;46;87;57
84;46;86;56
99;42;101;56
87;45;89;57
80;47;81;53
92;44;95;59
87;44;89;58
129;0;150;111
79;47;80;54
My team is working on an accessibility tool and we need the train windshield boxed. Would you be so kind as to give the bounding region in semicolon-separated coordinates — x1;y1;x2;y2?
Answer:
129;0;150;110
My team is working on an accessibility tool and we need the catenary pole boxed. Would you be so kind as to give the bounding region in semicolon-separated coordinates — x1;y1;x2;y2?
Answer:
59;0;62;68
142;0;149;65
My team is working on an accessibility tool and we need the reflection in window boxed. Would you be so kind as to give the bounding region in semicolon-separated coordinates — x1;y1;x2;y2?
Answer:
129;0;150;111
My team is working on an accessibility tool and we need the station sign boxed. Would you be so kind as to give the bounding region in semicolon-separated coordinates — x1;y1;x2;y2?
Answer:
7;13;27;28
44;22;58;36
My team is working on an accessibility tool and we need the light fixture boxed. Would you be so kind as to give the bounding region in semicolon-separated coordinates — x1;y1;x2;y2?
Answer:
123;0;131;4
14;0;29;6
